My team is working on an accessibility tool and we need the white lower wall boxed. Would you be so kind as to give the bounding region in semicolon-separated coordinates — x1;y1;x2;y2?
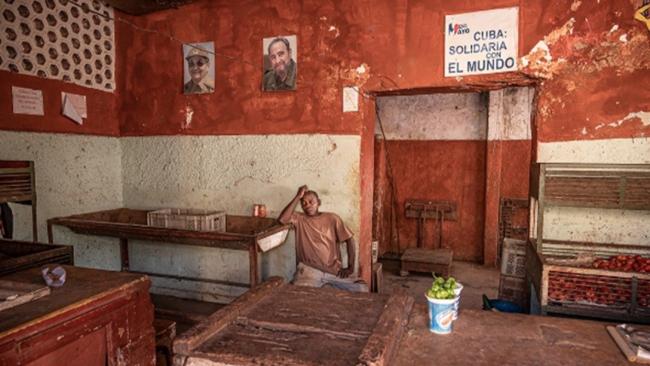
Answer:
1;131;361;303
120;134;361;302
538;137;650;164
0;131;123;245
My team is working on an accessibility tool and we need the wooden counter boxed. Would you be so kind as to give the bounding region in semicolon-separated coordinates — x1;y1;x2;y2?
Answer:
394;304;632;366
47;208;291;288
0;265;155;365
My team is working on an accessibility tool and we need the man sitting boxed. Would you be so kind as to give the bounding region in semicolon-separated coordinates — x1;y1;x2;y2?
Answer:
278;185;368;292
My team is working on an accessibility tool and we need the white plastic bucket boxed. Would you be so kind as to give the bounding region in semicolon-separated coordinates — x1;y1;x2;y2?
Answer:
453;283;464;320
425;295;457;334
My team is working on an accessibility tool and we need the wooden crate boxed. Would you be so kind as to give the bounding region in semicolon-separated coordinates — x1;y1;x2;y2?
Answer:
147;208;225;232
499;274;526;307
526;240;650;323
501;238;526;278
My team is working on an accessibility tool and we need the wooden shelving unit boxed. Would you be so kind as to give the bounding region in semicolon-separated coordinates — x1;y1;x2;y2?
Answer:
0;161;37;241
527;163;650;323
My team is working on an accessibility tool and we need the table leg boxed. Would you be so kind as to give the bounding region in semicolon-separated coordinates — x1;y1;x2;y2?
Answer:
249;245;261;287
47;222;54;244
120;238;130;271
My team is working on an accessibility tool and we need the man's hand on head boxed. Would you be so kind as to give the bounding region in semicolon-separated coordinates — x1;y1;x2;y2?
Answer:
338;268;353;278
297;185;308;199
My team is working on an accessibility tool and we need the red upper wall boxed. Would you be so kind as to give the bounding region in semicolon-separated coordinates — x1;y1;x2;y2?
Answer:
117;1;366;136
117;0;649;140
0;71;121;136
2;0;648;141
525;1;650;142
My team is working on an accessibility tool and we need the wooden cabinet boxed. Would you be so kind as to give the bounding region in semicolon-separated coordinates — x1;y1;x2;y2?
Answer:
0;266;155;365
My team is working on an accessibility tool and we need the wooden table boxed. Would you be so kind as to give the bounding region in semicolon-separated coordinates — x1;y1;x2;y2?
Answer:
47;208;291;288
173;278;414;366
0;265;155;365
393;305;633;366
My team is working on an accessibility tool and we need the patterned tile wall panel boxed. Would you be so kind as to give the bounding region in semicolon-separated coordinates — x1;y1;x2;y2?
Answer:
1;0;115;91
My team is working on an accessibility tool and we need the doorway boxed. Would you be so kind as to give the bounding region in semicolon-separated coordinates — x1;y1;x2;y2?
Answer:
372;87;535;266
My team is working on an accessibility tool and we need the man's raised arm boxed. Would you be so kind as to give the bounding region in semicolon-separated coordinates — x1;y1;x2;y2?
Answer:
278;185;307;224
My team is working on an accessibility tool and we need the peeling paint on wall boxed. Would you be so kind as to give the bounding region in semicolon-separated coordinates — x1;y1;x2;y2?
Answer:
328;25;340;38
570;0;582;12
530;8;650;142
183;105;194;129
607;111;650;128
519;17;575;79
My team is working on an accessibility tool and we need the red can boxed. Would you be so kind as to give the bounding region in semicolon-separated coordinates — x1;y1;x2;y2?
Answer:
253;204;267;217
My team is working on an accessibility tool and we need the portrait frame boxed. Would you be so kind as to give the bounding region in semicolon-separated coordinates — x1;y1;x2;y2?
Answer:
183;41;215;95
262;35;297;92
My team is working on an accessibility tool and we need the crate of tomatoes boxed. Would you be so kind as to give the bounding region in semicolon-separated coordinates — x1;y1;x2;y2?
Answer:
542;254;650;322
592;255;650;273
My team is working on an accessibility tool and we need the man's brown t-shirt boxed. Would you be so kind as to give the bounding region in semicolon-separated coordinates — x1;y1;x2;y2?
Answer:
289;212;353;275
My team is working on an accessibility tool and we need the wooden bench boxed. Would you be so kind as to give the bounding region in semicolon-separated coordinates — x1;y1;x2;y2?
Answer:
400;247;453;277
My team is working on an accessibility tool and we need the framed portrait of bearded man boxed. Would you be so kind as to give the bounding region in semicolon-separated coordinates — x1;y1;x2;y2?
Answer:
262;35;297;91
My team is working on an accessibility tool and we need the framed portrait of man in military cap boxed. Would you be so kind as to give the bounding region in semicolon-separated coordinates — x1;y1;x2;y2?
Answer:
262;35;297;91
183;42;215;95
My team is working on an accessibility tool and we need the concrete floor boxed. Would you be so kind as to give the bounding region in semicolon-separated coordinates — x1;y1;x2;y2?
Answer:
382;260;500;310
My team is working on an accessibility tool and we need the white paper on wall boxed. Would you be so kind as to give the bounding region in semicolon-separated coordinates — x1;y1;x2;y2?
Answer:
12;87;44;116
343;86;359;112
61;92;88;118
61;93;86;125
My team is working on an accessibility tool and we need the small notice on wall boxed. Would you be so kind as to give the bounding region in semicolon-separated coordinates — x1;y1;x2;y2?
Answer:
12;87;44;116
61;92;87;125
343;86;359;112
444;7;518;77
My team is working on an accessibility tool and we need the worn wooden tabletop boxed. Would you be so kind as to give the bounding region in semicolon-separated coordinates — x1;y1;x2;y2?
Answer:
0;265;149;337
394;304;632;366
174;278;414;366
